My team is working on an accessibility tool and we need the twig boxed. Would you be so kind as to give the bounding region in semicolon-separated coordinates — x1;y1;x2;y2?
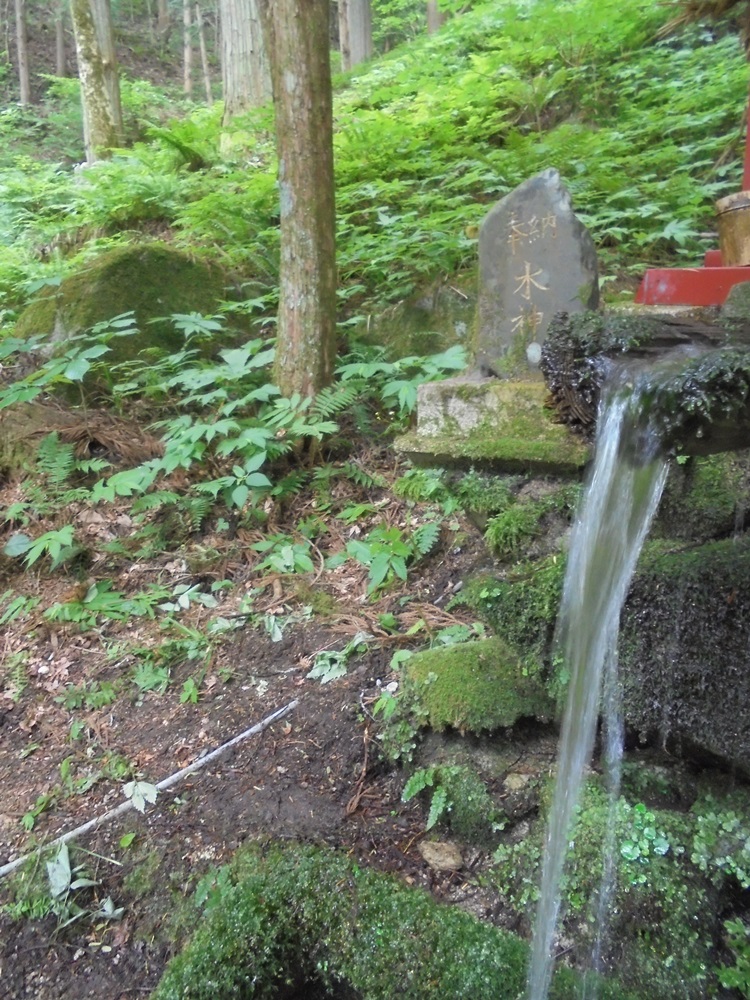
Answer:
0;700;299;880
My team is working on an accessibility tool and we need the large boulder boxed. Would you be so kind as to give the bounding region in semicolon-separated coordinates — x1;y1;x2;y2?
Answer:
14;242;235;367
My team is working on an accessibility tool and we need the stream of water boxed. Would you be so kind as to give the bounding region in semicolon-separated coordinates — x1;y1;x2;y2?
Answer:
527;373;670;1000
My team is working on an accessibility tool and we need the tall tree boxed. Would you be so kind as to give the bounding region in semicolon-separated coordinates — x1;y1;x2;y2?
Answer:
55;0;68;77
339;0;372;70
426;1;446;34
195;3;213;104
14;0;31;104
258;0;337;398
157;0;171;42
220;0;271;126
183;0;194;94
70;0;123;163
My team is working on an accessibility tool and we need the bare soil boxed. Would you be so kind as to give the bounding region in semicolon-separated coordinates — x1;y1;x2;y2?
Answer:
0;448;529;999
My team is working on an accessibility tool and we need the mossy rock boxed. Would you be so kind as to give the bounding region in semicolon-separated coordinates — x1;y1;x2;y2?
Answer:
620;536;750;771
14;242;235;373
153;843;633;999
403;637;555;734
453;556;566;665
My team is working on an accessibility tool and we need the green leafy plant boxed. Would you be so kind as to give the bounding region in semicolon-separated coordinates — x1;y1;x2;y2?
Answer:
3;525;78;569
307;631;372;684
719;918;750;996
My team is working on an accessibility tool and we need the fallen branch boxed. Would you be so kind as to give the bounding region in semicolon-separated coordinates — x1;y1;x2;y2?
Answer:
0;699;299;881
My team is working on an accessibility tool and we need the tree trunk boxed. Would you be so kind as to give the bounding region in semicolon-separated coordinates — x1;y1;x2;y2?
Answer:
55;0;67;76
348;0;372;67
183;0;193;95
338;0;351;71
339;0;371;70
426;1;446;33
14;0;31;104
220;0;271;128
258;0;337;398
157;0;171;44
92;0;123;136
70;0;123;162
195;3;212;104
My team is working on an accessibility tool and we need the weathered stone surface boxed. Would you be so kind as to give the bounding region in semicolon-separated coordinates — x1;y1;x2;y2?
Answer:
476;169;599;376
395;377;590;474
620;537;750;773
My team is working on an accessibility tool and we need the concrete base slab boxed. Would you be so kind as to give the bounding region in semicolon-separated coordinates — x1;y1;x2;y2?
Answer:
395;377;590;475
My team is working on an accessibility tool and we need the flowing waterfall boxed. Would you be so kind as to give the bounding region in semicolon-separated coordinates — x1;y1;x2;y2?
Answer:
527;373;670;1000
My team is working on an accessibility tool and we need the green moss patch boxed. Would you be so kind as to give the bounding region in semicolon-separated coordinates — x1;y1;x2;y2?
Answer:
656;452;747;541
153;844;632;1000
403;637;554;733
15;242;233;369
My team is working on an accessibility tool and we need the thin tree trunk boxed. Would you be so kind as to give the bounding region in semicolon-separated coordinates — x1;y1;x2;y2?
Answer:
92;0;123;137
195;3;212;103
14;0;30;104
183;0;193;95
55;1;67;76
338;0;351;71
426;1;445;33
258;0;337;397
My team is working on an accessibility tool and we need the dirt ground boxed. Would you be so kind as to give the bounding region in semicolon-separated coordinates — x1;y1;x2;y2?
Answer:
0;461;538;999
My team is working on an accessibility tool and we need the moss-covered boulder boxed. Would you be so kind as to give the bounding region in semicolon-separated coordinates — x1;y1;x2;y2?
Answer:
403;637;555;734
620;536;750;771
15;242;234;367
153;843;632;999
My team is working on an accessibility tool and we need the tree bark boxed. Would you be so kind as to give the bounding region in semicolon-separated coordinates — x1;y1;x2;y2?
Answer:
183;0;193;95
338;0;351;71
258;0;337;398
220;0;271;127
339;0;371;70
14;0;31;104
426;1;446;33
195;3;212;104
348;0;372;67
55;0;67;76
157;0;171;44
70;0;123;162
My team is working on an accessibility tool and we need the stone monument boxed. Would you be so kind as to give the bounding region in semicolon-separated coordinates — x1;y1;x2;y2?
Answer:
476;168;599;375
395;169;597;472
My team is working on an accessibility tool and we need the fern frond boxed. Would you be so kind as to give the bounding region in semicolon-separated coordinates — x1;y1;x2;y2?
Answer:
340;461;386;489
413;521;441;557
36;433;76;488
311;383;362;419
182;494;213;532
131;491;183;514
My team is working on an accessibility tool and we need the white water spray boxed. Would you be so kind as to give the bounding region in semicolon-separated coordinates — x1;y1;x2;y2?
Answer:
527;375;669;1000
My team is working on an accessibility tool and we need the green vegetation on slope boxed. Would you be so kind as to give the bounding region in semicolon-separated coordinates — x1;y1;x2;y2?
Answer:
0;0;746;324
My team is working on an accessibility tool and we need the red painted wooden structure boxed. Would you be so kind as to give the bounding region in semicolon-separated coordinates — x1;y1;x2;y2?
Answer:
635;121;750;306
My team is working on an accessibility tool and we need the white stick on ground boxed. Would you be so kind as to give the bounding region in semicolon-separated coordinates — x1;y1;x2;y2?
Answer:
0;699;299;880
